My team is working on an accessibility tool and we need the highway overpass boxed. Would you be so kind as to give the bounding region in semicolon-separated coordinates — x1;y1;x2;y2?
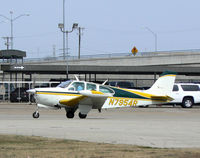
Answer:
1;50;200;85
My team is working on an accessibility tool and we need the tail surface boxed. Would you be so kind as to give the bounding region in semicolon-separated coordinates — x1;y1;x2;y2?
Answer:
145;71;177;96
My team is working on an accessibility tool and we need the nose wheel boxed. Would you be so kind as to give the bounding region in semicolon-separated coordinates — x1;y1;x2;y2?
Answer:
33;111;40;118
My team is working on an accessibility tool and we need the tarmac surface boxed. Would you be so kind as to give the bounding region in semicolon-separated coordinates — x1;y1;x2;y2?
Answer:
0;103;200;148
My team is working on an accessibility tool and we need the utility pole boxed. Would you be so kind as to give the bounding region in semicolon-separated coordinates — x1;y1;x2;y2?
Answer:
78;27;84;59
62;0;66;60
2;37;10;50
78;27;81;59
53;45;56;58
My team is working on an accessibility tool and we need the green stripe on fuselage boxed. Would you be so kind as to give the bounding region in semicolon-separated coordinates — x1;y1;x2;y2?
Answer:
110;87;149;99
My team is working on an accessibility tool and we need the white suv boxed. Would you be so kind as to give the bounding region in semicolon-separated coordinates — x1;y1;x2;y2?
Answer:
169;83;200;108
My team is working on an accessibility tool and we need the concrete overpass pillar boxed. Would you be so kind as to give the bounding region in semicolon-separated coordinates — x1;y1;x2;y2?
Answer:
154;73;157;83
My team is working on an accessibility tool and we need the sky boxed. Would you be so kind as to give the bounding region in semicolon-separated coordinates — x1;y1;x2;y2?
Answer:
0;0;200;58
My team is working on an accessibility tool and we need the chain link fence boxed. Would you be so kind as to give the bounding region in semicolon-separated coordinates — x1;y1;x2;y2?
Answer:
0;81;60;103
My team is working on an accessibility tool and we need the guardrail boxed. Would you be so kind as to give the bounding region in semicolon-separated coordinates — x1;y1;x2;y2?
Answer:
23;49;200;63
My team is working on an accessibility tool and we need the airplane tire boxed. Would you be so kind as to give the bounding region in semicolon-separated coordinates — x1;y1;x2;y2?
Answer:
79;112;87;119
66;112;74;119
33;111;39;118
138;105;149;108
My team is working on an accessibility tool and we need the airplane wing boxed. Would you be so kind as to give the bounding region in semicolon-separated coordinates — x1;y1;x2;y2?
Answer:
59;90;111;107
59;95;87;106
59;90;111;115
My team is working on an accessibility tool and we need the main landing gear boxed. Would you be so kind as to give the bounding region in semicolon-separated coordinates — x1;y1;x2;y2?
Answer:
65;111;87;119
32;106;88;119
66;111;75;119
79;112;87;119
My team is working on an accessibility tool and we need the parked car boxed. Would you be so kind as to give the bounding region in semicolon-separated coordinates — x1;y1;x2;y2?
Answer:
10;88;30;102
167;83;200;108
34;82;59;88
108;81;134;89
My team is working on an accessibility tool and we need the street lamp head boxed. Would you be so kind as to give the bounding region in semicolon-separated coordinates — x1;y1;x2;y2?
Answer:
58;23;64;29
72;23;78;29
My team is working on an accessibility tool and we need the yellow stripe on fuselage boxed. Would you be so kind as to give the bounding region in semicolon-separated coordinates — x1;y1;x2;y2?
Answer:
91;90;104;95
36;91;81;97
108;97;167;102
113;89;172;102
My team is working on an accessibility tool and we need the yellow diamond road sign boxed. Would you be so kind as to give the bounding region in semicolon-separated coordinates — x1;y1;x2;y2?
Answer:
131;46;138;56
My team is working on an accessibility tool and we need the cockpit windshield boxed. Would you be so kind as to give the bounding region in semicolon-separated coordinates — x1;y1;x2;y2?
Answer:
57;80;72;88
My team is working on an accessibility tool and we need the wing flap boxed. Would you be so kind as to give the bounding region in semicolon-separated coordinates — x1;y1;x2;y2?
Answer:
151;95;174;102
59;95;87;106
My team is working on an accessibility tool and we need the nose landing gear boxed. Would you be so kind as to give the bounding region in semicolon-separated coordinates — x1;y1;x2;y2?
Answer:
33;111;39;118
33;105;39;119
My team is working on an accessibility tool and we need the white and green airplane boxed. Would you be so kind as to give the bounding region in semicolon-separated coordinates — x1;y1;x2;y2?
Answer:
27;71;176;119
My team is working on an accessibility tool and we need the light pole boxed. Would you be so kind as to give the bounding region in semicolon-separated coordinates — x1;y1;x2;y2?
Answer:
62;0;66;60
58;23;78;79
78;27;81;60
144;27;157;52
0;11;29;49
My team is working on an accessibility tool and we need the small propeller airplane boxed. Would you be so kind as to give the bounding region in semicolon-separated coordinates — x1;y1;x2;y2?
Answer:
27;71;176;119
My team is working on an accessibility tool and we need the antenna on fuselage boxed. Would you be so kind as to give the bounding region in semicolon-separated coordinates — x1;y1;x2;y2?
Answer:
74;75;79;81
102;79;108;85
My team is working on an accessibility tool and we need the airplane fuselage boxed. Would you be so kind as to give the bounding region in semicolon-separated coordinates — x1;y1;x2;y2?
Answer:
28;72;176;119
34;87;166;109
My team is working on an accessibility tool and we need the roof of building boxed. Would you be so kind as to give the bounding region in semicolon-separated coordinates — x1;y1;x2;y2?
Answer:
0;50;26;59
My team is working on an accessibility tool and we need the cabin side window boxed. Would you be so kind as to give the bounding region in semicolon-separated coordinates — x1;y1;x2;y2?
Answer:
69;82;85;91
57;81;72;88
86;83;97;90
99;86;114;93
